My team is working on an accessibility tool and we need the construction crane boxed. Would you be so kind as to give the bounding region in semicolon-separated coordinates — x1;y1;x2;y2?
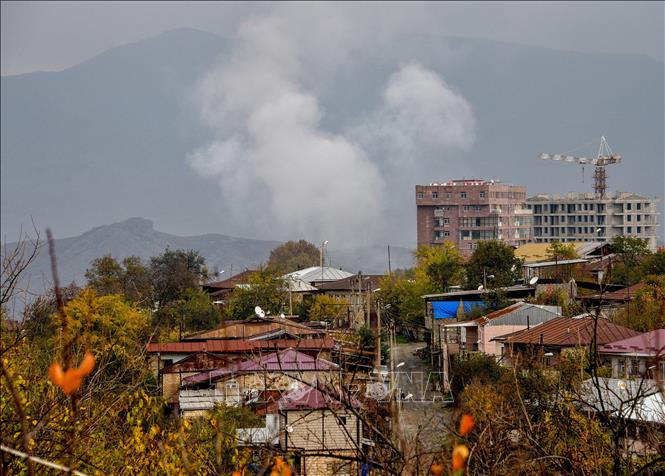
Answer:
539;136;622;198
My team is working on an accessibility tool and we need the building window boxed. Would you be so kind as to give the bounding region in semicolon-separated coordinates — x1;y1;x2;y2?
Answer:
339;416;347;425
432;191;438;199
636;203;641;210
460;192;467;199
444;231;450;237
637;227;641;234
475;206;482;211
479;191;485;198
637;215;641;222
443;218;449;225
417;192;424;199
463;205;469;211
627;226;632;233
446;192;452;199
627;215;632;222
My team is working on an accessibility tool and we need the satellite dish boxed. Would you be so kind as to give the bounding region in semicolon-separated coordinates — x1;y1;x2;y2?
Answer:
477;285;484;291
280;313;286;319
529;276;539;286
286;425;294;433
254;306;265;318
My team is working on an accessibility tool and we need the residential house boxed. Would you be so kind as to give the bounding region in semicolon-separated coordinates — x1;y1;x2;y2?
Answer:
424;285;536;353
499;316;639;366
599;329;665;380
440;302;561;359
580;282;647;314
202;269;255;304
278;384;361;476
315;273;384;329
178;348;340;418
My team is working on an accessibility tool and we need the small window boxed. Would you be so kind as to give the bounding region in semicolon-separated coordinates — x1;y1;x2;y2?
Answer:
444;231;450;237
627;226;632;233
463;205;469;211
637;215;641;222
339;416;347;425
446;192;452;199
627;203;632;210
417;192;424;199
637;203;642;210
475;206;482;211
479;191;485;198
432;191;438;199
637;227;641;234
460;192;467;199
443;218;449;225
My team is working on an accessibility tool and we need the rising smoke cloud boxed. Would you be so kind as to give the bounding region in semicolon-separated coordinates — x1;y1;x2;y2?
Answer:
188;4;475;246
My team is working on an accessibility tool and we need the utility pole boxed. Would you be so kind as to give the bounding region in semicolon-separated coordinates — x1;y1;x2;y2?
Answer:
320;240;328;281
375;300;381;369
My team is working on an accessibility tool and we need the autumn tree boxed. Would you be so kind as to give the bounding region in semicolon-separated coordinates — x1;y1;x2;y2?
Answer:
309;294;349;324
545;240;579;261
465;240;521;289
415;243;464;292
267;239;320;274
611;235;652;284
224;268;287;320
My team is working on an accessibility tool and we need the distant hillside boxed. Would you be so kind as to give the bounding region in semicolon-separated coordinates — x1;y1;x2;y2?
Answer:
4;217;414;300
2;28;662;244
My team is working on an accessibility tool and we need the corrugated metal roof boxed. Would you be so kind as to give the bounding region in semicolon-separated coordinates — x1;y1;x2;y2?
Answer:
283;266;354;283
182;348;339;386
523;259;588;268
504;316;638;346
316;274;384;291
598;329;665;356
579;378;665;424
581;283;646;302
278;384;360;411
147;337;335;354
422;285;534;300
184;318;324;340
474;303;561;326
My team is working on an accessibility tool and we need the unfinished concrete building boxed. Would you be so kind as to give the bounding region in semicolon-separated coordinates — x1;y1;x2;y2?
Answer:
527;192;659;251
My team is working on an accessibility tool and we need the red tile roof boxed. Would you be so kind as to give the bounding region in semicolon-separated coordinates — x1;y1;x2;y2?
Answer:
598;329;665;356
147;337;335;354
504;317;638;347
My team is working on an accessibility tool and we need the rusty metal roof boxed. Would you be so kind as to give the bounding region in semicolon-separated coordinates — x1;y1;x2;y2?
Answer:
581;283;646;302
504;316;638;347
315;274;384;291
147;337;335;354
183;317;324;340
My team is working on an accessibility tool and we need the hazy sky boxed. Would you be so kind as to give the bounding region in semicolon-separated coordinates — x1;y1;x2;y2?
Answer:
2;1;663;76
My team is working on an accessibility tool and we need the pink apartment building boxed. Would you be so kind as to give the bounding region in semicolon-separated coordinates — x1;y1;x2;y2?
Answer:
416;179;533;256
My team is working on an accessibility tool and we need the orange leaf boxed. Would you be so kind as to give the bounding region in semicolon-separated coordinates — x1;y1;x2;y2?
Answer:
459;414;475;436
48;363;64;386
452;444;470;470
430;463;445;475
75;352;95;377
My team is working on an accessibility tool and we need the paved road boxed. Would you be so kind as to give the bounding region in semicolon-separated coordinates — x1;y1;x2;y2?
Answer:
392;342;452;471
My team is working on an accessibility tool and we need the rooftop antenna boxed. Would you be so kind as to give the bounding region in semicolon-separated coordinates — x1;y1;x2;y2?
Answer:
539;136;622;198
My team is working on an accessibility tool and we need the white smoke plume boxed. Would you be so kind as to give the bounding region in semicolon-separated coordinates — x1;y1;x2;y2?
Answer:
189;4;475;245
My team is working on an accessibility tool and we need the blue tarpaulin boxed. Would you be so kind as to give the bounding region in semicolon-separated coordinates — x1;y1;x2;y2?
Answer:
432;300;486;319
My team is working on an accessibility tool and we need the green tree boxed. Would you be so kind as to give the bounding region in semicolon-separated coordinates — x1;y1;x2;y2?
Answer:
267;240;320;274
638;247;665;276
224;268;287;320
414;243;464;292
546;240;579;261
612;235;651;268
150;248;207;307
85;255;124;295
465;240;521;289
120;256;154;305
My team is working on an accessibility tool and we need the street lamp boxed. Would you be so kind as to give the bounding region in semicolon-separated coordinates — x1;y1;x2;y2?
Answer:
320;240;329;280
